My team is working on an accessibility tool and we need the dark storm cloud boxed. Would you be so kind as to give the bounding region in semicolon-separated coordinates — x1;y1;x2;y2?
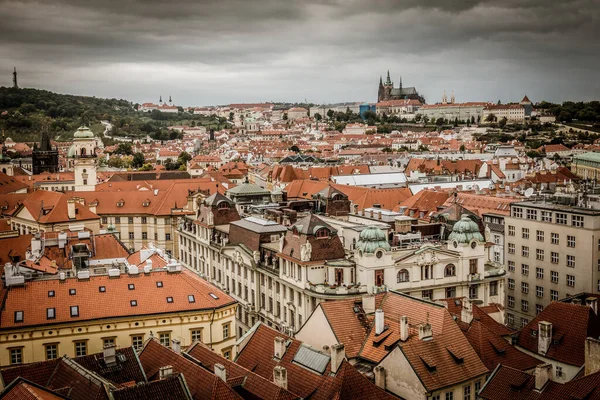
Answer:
0;0;598;105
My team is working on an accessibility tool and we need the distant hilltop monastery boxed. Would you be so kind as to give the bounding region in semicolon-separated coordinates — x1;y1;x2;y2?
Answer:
377;70;425;103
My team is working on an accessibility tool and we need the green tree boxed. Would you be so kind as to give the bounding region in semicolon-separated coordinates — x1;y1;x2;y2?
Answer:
132;152;145;168
459;144;466;152
282;113;288;120
499;117;508;128
327;109;335;119
114;143;133;155
314;113;322;122
435;117;444;126
178;151;192;165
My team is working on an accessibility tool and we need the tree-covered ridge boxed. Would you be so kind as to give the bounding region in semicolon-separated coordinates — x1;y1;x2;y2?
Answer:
0;87;228;143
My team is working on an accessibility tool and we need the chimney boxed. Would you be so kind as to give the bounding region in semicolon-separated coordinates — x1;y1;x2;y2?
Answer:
370;209;374;218
374;365;386;390
362;294;376;314
534;363;552;390
171;339;181;354
585;337;600;376
214;363;227;381
375;309;385;335
273;366;288;389
586;297;598;315
330;344;345;374
159;365;173;380
418;323;433;341
461;298;473;324
538;321;552;356
378;211;382;220
274;336;286;360
67;199;76;220
400;316;409;341
103;344;117;367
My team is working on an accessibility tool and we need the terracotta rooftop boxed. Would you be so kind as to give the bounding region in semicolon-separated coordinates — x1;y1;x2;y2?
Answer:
0;269;235;329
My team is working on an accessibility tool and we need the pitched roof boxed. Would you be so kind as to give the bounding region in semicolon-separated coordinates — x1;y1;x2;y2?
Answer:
111;374;192;400
235;324;395;400
516;301;600;366
479;365;600;400
138;339;241;400
18;191;99;224
0;378;68;400
185;341;298;400
0;270;235;329
358;292;488;392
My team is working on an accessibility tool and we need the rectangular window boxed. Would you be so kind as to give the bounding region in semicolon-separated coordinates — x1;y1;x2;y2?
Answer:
522;264;529;276
103;337;115;347
14;311;24;323
469;259;478;275
46;308;55;320
223;323;230;339
9;348;22;365
446;393;454;400
508;243;515;254
556;213;567;225
513;207;523;218
191;329;202;342
536;230;544;242
45;344;58;360
142;232;147;240
541;211;552;222
572;215;584;227
522;246;529;257
508;261;515;272
74;341;87;357
508;296;515;308
128;217;134;224
159;332;171;348
132;335;144;351
536;267;544;279
551;233;559;245
536;286;544;298
166;233;171;241
536;249;544;261
521;282;529;294
102;217;108;224
551;252;559;264
567;255;575;268
551;271;559;283
521;300;529;312
508;225;515;236
526;209;537;220
567;235;576;248
129;232;134;240
463;384;471;400
522;228;529;239
508;278;515;289
115;217;121;224
490;281;498;296
567;274;575;287
70;306;79;317
521;318;529;328
445;286;456;298
141;217;147;224
536;304;544;315
422;289;433;300
506;313;514;326
551;289;558;301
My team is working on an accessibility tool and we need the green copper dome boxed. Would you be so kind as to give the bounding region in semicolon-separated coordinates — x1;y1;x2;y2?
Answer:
448;215;484;244
74;126;94;139
356;226;391;254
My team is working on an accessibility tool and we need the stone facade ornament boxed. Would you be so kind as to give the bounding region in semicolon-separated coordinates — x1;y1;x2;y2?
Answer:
300;241;312;262
279;234;285;253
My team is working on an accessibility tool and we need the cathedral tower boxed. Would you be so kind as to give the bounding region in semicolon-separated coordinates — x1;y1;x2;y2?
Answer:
67;126;98;191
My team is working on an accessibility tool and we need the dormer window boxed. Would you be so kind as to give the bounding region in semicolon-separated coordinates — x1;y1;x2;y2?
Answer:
69;289;76;296
315;228;329;239
188;295;196;303
48;290;55;297
14;311;23;323
117;200;125;207
142;199;150;207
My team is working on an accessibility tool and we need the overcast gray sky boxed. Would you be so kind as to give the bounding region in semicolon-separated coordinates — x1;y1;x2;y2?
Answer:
1;0;598;106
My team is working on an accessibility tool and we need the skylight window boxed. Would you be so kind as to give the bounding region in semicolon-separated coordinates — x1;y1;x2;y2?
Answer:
69;289;76;296
99;286;106;293
209;293;219;300
128;284;135;290
188;295;196;303
14;311;23;323
130;300;137;307
48;290;55;297
70;306;79;317
166;297;173;303
47;308;55;320
156;281;163;288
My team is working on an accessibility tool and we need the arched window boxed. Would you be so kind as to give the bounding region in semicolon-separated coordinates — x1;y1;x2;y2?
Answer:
315;228;329;238
397;269;409;283
445;264;456;277
218;201;230;210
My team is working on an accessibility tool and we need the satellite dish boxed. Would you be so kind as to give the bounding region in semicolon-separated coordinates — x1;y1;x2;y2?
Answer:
524;188;534;198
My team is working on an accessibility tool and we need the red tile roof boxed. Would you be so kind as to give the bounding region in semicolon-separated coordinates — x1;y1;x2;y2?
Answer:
516;301;600;366
139;339;241;400
185;341;298;400
0;270;235;329
0;378;68;400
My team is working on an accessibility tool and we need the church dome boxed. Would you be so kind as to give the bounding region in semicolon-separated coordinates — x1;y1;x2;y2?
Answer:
448;214;484;244
356;226;391;254
74;126;94;139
